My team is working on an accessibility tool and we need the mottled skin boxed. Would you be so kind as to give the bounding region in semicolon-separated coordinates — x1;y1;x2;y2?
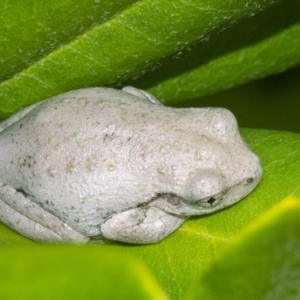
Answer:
0;87;262;244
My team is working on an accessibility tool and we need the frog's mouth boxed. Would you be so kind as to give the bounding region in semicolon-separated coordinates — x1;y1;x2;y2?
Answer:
149;193;225;215
149;176;260;216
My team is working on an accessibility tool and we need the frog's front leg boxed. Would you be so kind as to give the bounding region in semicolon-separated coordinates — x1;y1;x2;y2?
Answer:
100;207;187;244
0;183;88;243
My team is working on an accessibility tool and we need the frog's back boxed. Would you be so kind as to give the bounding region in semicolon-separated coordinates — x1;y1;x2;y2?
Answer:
0;88;179;236
0;87;158;190
0;87;154;173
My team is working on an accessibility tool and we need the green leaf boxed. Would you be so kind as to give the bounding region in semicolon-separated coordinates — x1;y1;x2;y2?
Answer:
0;0;278;118
143;0;300;103
0;245;168;300
185;197;300;300
0;0;137;82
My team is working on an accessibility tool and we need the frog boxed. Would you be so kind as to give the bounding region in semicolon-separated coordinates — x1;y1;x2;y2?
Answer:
0;86;263;244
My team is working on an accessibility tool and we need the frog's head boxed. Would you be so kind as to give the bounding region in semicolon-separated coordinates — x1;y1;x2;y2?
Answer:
151;107;263;216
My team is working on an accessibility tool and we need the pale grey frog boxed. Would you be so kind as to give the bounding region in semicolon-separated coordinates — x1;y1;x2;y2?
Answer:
0;87;262;244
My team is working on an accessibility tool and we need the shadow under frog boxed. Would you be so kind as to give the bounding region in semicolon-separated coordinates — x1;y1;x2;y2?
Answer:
0;87;263;244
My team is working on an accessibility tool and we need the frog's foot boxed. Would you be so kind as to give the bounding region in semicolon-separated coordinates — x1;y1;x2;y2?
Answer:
0;183;88;243
100;207;187;244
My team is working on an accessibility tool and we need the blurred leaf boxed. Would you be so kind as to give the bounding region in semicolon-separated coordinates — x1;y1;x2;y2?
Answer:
185;197;300;300
0;223;34;245
0;245;168;300
0;0;278;118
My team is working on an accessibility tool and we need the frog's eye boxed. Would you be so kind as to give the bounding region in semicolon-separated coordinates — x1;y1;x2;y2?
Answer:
187;170;224;204
196;193;223;208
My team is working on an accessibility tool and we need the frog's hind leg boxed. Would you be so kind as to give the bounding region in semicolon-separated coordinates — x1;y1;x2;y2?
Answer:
0;183;88;243
100;206;187;244
0;198;63;242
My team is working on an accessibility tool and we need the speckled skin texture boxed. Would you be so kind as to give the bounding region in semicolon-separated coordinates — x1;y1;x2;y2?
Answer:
0;87;262;244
